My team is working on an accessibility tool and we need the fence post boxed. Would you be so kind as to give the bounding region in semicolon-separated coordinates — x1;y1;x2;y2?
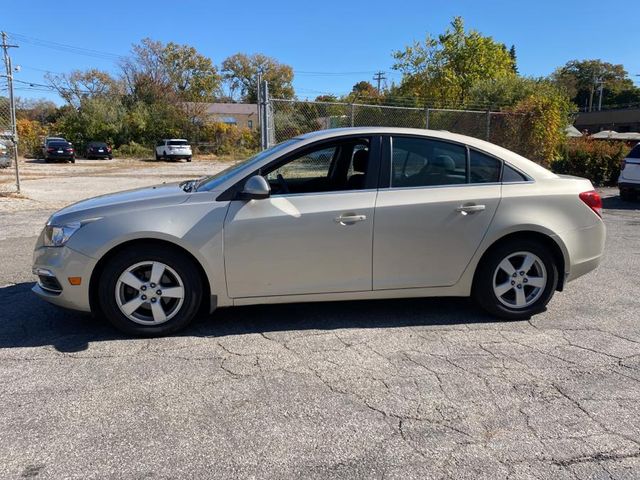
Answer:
425;107;430;130
350;103;355;127
259;80;269;150
485;110;491;141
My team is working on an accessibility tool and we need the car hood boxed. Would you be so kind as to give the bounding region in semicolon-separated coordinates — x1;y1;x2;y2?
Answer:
49;182;191;225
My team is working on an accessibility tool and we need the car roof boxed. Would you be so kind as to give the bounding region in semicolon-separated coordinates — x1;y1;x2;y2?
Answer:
295;127;556;180
164;139;189;141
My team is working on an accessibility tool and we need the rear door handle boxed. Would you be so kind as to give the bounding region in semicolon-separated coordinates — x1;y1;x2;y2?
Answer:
335;213;367;225
455;204;486;215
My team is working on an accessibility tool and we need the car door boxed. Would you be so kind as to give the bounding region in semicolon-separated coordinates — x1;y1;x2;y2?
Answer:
224;136;380;298
373;136;502;289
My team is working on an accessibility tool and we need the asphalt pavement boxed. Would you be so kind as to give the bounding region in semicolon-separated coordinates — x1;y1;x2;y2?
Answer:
0;189;639;479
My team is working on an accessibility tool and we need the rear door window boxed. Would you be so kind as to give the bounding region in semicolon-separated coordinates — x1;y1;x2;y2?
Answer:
391;137;466;187
470;150;501;183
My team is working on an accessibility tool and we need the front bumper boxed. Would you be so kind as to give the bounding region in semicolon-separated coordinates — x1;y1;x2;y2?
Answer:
31;245;97;312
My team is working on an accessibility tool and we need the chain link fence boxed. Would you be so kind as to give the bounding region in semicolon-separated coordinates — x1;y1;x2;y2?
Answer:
269;99;529;157
1;75;17;194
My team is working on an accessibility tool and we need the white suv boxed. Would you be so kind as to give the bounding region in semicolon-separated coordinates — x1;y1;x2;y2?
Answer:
618;144;640;201
155;139;192;162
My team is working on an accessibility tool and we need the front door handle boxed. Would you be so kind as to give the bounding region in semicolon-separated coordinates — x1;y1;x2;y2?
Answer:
335;213;367;225
455;204;486;215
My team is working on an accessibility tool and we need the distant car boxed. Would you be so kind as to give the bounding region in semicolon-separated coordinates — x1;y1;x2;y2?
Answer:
85;141;113;160
155;139;192;162
44;141;75;163
618;143;640;201
42;136;67;159
0;140;10;168
32;127;606;336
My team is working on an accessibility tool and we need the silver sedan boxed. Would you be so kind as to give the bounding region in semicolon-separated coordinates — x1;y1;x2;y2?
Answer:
32;128;606;336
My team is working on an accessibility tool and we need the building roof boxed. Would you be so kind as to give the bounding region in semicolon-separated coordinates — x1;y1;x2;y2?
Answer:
565;125;583;137
590;130;640;140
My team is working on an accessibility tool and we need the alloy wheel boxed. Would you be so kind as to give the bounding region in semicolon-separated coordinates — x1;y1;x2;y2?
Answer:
492;251;547;309
115;261;185;325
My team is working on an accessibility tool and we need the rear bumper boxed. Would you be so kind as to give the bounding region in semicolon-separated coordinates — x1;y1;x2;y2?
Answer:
164;154;191;159
560;220;606;283
618;182;640;192
45;155;75;161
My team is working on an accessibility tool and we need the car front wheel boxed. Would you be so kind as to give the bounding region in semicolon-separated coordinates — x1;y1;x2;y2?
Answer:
97;245;203;336
473;240;558;320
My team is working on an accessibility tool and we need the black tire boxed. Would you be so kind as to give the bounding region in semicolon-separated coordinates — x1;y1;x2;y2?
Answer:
97;245;203;336
187;156;192;162
155;152;160;161
163;151;168;161
70;158;75;164
472;239;558;320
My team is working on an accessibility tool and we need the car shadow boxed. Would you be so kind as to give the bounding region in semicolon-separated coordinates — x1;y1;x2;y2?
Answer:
0;282;493;353
602;195;640;211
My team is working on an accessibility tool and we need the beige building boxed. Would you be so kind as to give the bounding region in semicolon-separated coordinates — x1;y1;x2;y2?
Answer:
199;103;259;130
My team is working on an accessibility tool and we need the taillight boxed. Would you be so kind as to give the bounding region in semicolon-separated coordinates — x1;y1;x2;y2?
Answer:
579;190;602;218
621;159;627;171
47;147;54;152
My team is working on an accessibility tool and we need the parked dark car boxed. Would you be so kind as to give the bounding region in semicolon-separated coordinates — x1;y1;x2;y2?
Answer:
85;141;113;160
44;141;75;163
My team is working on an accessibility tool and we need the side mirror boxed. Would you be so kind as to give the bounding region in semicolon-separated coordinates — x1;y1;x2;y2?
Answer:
239;175;270;200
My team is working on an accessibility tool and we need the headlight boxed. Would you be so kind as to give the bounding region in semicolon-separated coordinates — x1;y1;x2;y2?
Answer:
43;222;82;247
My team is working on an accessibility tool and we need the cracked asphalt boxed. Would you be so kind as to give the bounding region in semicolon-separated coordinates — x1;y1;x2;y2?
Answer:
0;188;639;479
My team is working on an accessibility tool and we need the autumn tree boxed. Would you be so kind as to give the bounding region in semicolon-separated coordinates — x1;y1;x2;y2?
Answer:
392;16;515;105
221;53;294;103
45;69;121;108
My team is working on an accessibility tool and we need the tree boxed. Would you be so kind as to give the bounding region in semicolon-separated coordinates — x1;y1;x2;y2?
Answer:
509;45;518;74
392;16;515;105
121;38;220;103
16;98;59;124
45;69;120;108
347;81;379;101
552;59;638;110
221;53;294;103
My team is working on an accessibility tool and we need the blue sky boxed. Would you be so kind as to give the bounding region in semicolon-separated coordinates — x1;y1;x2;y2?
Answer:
4;0;640;104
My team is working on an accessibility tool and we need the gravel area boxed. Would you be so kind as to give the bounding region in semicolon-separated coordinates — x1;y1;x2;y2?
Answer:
0;160;639;479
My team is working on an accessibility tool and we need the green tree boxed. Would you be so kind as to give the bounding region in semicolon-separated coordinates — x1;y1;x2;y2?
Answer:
221;53;294;103
509;45;518;74
392;16;515;105
551;59;638;110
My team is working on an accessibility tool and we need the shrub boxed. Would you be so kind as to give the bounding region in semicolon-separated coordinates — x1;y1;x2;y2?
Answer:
550;137;629;186
16;119;48;158
197;122;259;156
113;141;153;158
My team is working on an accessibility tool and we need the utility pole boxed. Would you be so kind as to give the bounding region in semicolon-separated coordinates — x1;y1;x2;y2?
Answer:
373;71;386;94
596;77;604;112
1;32;20;193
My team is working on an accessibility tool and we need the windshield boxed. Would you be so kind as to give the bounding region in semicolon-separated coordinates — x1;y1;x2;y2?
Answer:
195;138;301;192
169;140;189;146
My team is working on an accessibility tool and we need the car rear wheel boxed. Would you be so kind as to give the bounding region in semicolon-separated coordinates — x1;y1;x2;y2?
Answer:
187;156;192;162
473;240;558;320
97;245;203;336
